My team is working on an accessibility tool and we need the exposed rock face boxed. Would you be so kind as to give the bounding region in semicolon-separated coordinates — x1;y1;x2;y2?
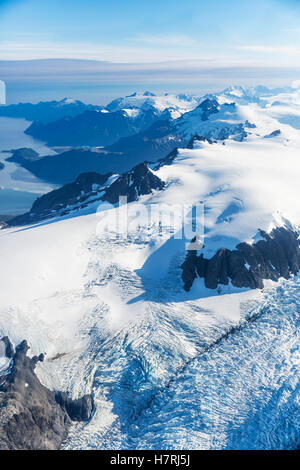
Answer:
0;161;4;170
55;392;93;422
0;338;93;450
102;162;165;204
6;163;165;227
31;172;110;213
1;337;14;358
6;161;165;227
7;171;111;226
186;135;213;149
195;98;219;121
181;227;300;291
181;250;198;292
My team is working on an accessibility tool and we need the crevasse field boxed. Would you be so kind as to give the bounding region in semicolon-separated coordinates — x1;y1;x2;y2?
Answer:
0;87;300;449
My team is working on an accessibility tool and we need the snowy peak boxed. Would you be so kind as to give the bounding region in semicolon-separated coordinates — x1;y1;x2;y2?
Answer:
57;97;83;106
173;98;249;142
223;85;245;97
103;162;165;204
105;92;199;116
204;85;298;107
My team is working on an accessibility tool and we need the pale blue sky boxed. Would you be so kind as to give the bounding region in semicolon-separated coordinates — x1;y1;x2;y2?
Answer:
1;0;300;104
0;0;300;64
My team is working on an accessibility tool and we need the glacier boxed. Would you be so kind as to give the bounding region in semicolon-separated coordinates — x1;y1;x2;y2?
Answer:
0;85;300;449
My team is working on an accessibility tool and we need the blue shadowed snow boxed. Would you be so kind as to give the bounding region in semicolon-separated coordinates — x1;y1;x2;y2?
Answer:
65;276;300;450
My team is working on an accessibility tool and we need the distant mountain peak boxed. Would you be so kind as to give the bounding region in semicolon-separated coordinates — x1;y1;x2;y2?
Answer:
0;98;102;123
58;98;80;105
223;85;245;96
190;98;220;121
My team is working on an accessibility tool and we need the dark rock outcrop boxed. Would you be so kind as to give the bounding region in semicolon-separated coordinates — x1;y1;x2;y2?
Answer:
0;339;93;450
102;162;165;204
31;172;110;213
186;135;213;149
1;336;14;358
55;392;93;422
7;171;111;226
196;98;219;121
181;227;300;291
6;162;165;227
181;249;198;292
0;161;4;170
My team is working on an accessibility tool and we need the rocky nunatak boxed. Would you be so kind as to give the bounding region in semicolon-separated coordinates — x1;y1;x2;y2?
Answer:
181;227;300;291
7;162;165;227
0;338;93;450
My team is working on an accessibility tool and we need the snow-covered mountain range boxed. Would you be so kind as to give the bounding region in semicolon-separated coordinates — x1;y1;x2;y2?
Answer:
0;85;300;450
22;91;200;147
6;85;299;183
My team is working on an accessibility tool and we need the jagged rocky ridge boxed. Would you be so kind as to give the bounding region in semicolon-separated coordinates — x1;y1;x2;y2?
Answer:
181;227;300;291
103;161;164;204
7;162;165;226
7;171;111;226
0;338;93;450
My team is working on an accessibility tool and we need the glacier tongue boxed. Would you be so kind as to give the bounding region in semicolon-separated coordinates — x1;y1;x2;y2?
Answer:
63;276;300;450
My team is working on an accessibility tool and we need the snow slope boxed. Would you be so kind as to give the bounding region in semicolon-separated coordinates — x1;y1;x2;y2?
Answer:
0;87;299;449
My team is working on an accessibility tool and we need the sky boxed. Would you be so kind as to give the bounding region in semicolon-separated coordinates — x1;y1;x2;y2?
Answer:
0;0;300;103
